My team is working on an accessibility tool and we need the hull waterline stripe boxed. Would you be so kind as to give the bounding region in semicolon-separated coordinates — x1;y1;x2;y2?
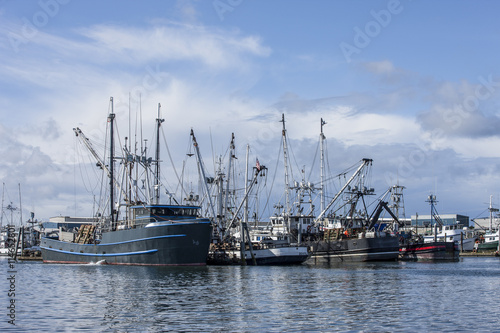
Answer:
40;247;158;257
42;234;186;247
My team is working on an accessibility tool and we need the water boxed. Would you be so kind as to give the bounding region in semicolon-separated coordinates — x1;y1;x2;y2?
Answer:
1;257;499;332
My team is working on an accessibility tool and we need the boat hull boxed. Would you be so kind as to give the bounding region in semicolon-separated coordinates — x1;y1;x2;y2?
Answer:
476;240;499;252
399;241;459;261
457;238;476;252
306;236;400;264
40;222;212;266
242;246;309;265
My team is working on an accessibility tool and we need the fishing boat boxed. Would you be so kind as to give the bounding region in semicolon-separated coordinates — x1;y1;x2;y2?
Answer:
40;99;212;266
399;195;459;261
399;241;458;261
0;226;12;256
474;197;499;253
228;242;309;265
307;202;401;263
475;230;499;252
273;117;399;264
423;224;477;252
218;227;310;265
41;205;212;265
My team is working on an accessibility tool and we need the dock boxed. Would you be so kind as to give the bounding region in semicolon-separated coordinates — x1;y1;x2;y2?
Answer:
460;251;499;257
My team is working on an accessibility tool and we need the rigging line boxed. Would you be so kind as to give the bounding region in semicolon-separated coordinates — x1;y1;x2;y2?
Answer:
308;138;320;181
75;134;101;195
319;159;366;186
176;160;185;200
210;127;216;175
75;140;93;194
160;127;187;201
472;208;488;221
264;140;284;217
324;140;338;196
285;131;298;183
258;169;274;221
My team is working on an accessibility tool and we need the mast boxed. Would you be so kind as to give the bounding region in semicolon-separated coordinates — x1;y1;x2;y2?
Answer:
488;195;498;232
155;103;164;204
280;114;290;230
243;144;250;223
0;183;4;227
320;118;326;216
18;183;22;225
216;157;224;225
227;160;267;265
108;97;116;227
190;129;218;233
224;133;235;222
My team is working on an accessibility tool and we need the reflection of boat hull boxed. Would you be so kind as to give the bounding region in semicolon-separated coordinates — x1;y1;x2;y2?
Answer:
399;241;459;261
40;222;212;266
307;236;400;264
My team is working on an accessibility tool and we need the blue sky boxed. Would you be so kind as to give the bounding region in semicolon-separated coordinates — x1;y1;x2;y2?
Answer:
1;0;500;224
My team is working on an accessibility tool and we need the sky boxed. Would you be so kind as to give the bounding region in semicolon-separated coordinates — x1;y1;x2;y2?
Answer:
1;0;500;225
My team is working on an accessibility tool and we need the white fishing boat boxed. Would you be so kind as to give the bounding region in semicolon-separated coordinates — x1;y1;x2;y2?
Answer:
228;241;309;265
200;132;310;265
423;224;477;251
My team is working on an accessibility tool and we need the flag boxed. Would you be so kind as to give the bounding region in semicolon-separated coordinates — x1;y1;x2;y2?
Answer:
256;158;261;171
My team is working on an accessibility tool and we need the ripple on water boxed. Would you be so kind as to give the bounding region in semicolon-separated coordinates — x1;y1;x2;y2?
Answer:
2;258;500;332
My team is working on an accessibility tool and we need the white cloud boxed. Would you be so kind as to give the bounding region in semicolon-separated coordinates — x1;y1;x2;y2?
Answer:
363;60;396;75
77;23;271;69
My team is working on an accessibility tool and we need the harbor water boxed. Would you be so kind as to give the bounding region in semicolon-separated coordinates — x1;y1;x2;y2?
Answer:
1;257;500;332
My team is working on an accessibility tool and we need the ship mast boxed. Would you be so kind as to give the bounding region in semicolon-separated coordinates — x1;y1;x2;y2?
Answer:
224;133;235;223
18;183;22;226
488;195;498;232
154;103;164;204
108;97;116;229
190;129;218;235
320;118;326;216
0;183;4;227
243;144;250;223
280;114;290;232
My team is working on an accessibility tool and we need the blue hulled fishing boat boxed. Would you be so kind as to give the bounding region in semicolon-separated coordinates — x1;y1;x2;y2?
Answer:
41;98;212;265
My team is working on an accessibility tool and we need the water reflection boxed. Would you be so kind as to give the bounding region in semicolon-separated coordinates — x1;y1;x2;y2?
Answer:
3;258;500;332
